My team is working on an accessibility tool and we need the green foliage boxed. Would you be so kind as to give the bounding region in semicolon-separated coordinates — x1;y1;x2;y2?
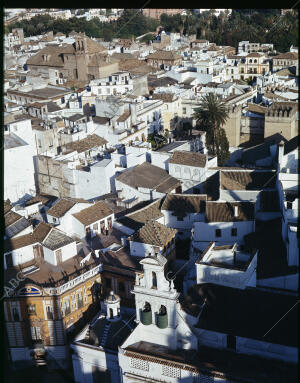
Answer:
8;10;159;40
9;10;297;52
159;10;298;51
193;93;230;166
140;33;156;43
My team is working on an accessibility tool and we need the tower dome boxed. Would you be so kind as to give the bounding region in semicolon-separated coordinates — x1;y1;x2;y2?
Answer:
104;290;121;321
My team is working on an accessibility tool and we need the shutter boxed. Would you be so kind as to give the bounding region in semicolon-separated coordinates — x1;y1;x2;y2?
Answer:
6;323;17;346
31;327;36;340
14;323;24;346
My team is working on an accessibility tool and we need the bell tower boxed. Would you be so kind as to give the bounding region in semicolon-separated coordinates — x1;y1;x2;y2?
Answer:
133;253;180;332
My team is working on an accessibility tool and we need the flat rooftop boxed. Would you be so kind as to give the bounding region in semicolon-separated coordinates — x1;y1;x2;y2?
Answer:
7;86;72;99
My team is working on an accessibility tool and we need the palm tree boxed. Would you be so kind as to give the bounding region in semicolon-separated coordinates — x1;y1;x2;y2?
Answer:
193;93;230;164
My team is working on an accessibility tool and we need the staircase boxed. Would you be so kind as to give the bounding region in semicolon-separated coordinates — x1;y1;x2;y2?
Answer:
100;323;111;347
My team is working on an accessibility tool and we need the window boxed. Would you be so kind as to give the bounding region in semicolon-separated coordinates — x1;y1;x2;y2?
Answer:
119;281;125;293
12;307;19;321
215;229;221;238
106;278;111;288
77;292;83;309
93;222;99;231
5;253;13;268
55;249;62;264
27;304;36;315
31;327;41;340
64;300;70;316
231;228;237;237
152;272;157;289
183;107;186;114
46;305;54;320
177;216;184;221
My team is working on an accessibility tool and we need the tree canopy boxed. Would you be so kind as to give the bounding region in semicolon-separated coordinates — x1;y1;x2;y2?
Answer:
8;10;298;50
193;93;230;166
8;10;159;41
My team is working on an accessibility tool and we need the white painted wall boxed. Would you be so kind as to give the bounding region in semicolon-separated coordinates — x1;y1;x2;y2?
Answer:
72;345;120;383
42;241;76;266
257;274;298;291
196;253;257;289
220;190;260;202
162;210;205;231
4;136;36;204
129;241;160;257
4;244;35;269
236;337;297;363
151;151;171;171
56;202;92;235
193;221;254;247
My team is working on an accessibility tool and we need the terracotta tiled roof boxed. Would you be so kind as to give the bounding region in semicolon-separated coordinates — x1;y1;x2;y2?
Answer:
116;162;181;194
220;170;276;190
152;93;176;102
273;52;298;60
99;247;142;273
42;227;75;251
47;198;89;218
129;219;177;247
169;151;207;168
4;222;52;253
4;211;22;227
205;202;255;222
72;201;113;226
118;199;164;231
32;222;53;242
147;50;181;61
63;134;107;154
161;194;207;215
4;249;101;288
4;199;13;215
116;111;130;123
246;52;262;58
27;38;106;68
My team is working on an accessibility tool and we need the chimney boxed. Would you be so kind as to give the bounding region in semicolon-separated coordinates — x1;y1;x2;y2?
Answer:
278;140;284;171
234;205;239;217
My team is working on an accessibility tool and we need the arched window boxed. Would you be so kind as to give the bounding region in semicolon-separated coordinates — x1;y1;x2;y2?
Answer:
119;281;125;293
254;59;257;63
152;272;157;289
249;59;252;63
159;305;167;315
143;302;151;312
